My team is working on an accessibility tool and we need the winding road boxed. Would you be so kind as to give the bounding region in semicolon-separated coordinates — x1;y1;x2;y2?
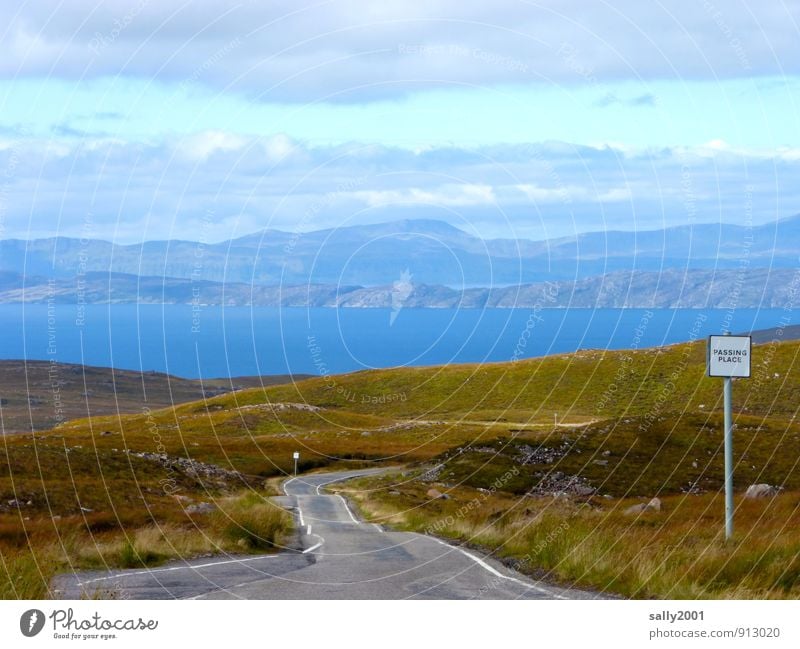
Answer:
53;469;601;600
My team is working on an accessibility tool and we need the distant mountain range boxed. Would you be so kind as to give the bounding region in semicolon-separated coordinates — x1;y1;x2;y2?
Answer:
1;215;799;287
0;215;797;309
1;267;797;309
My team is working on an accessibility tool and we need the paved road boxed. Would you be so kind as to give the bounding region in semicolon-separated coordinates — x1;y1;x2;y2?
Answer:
53;470;601;600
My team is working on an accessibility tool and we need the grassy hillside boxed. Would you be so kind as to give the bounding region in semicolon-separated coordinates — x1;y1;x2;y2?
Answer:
0;359;308;434
258;339;800;420
1;337;799;598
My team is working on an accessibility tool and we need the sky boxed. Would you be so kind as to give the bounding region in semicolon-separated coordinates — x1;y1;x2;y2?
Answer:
0;0;799;243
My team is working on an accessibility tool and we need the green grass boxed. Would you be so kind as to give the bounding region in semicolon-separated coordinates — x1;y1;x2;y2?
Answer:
2;337;799;598
338;473;800;599
0;491;292;598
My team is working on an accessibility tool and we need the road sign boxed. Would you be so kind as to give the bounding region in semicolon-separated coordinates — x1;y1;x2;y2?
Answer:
707;335;751;378
293;452;300;459
707;333;751;541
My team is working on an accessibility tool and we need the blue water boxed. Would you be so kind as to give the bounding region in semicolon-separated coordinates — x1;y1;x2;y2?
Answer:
0;304;791;379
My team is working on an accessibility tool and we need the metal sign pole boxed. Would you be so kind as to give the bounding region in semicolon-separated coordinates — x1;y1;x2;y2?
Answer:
723;376;734;540
707;332;750;543
294;456;298;477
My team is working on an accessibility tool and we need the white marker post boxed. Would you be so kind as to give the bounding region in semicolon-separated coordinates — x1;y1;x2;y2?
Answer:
707;333;751;540
293;451;300;477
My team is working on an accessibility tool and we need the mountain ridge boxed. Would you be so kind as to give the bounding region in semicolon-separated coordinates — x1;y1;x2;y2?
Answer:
1;214;798;287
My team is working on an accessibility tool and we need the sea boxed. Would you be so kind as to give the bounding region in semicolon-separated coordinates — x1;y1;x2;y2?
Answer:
0;304;791;380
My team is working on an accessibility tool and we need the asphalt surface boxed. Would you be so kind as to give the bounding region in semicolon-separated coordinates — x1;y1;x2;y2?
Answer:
53;469;602;600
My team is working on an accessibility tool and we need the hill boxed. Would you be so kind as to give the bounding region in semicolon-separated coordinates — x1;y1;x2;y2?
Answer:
1;215;798;287
2;338;799;598
2;267;798;309
0;361;306;434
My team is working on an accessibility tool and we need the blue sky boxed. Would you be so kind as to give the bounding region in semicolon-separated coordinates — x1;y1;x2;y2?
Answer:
0;0;799;242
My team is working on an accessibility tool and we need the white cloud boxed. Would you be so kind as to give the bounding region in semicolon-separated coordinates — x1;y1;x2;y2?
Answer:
0;134;797;241
0;1;797;100
176;130;248;160
353;184;496;207
515;183;630;203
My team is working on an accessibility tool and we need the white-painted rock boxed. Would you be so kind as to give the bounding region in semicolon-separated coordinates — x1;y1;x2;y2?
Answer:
744;484;779;499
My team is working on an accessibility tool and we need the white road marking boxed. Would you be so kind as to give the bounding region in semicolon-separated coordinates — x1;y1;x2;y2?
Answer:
302;533;325;554
307;525;312;535
297;507;305;527
315;477;341;495
429;537;567;600
373;524;384;533
76;555;278;586
283;476;298;495
337;495;360;524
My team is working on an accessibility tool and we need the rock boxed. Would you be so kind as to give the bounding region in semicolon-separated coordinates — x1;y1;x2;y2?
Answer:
527;472;596;498
426;488;443;500
624;497;661;515
100;430;114;436
387;490;401;496
419;464;444;482
744;484;779;499
186;502;216;514
7;499;21;508
593;460;608;466
80;506;93;513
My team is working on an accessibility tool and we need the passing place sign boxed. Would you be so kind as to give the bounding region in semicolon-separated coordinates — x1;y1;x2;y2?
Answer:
707;335;751;378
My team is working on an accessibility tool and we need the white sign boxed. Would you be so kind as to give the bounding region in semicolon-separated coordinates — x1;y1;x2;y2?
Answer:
707;335;751;378
293;452;300;459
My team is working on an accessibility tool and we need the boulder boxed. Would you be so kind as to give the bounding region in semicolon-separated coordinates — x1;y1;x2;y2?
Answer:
186;502;216;514
744;484;779;499
426;488;444;500
624;497;661;515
